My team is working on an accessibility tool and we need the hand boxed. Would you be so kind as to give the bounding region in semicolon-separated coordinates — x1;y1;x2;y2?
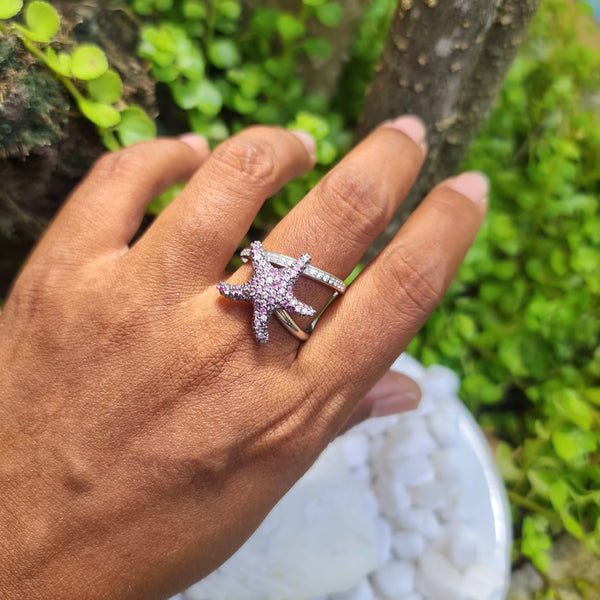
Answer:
0;116;487;600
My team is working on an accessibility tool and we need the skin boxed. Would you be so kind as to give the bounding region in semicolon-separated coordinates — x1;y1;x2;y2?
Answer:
0;116;487;600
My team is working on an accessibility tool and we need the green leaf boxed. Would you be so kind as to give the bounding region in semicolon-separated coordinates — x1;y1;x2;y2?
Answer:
87;70;123;104
71;45;109;81
196;79;223;115
496;442;521;481
217;0;241;20
276;13;305;41
151;62;180;83
77;98;121;128
552;427;598;463
528;469;555;499
99;129;121;152
208;38;240;69
554;389;595;431
182;0;206;19
302;0;325;5
24;1;59;42
173;79;223;115
316;2;342;27
0;0;22;19
177;47;205;79
45;47;71;76
231;91;256;114
116;106;156;146
302;37;332;59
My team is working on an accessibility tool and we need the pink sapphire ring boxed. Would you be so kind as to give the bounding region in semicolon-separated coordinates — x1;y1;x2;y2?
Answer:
217;241;346;344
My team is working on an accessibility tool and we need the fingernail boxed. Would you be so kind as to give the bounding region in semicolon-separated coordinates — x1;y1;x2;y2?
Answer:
178;132;209;151
290;129;316;162
370;392;420;418
384;115;427;152
447;171;489;204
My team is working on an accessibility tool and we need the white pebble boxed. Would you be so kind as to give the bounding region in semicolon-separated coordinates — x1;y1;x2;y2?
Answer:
342;433;370;468
391;353;427;381
421;365;460;398
391;531;425;560
351;464;372;485
463;564;504;600
374;518;392;568
415;552;464;600
430;447;461;479
427;404;459;446
446;523;479;570
355;415;398;437
411;481;456;511
330;579;375;600
397;594;423;600
390;456;435;487
363;489;380;516
381;420;437;460
373;475;410;520
396;508;441;539
371;560;415;598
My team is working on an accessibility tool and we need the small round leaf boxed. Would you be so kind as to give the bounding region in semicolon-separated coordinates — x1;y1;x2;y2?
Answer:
302;37;332;59
116;106;157;147
196;79;223;116
45;47;71;76
316;2;342;27
0;0;23;19
208;38;240;69
276;13;305;41
87;69;123;104
71;45;109;81
24;1;59;42
217;0;241;20
77;98;121;128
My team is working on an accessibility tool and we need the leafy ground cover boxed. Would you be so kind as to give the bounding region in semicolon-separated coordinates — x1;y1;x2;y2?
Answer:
407;1;600;593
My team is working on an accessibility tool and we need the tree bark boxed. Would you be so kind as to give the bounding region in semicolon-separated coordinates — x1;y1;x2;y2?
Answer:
356;0;541;262
0;0;156;295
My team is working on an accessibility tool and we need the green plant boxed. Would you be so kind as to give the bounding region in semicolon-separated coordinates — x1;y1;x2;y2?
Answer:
0;0;156;149
129;0;353;218
407;0;600;588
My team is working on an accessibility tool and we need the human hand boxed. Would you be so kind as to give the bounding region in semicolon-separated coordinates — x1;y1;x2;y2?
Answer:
0;116;487;599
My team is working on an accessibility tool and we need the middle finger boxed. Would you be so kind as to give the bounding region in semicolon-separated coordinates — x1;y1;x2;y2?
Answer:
224;115;427;343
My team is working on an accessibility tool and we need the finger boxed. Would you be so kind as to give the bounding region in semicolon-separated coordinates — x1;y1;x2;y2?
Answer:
39;135;210;259
132;126;316;284
247;115;427;341
302;171;488;433
339;370;421;434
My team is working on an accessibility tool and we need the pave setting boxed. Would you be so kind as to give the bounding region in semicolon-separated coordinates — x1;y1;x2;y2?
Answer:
217;241;316;344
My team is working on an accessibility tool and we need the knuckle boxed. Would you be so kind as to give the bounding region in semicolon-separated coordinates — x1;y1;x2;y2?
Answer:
211;133;278;187
381;248;447;318
317;166;388;244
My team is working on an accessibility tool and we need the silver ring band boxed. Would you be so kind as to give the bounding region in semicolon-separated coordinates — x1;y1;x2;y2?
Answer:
240;248;347;295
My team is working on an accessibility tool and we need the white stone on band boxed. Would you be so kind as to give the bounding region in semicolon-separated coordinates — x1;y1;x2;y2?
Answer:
240;248;347;295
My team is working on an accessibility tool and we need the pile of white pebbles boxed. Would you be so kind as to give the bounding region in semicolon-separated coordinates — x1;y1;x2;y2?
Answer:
171;355;509;600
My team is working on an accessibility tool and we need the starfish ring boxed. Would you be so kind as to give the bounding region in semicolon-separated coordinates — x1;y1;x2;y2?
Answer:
217;241;345;343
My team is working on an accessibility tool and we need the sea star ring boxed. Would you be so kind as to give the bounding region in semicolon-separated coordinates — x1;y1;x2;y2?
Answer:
217;241;317;344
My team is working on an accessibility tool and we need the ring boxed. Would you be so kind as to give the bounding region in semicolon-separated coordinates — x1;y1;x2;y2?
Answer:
217;241;345;344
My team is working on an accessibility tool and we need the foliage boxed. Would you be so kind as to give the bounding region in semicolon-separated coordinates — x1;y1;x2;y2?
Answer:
129;0;355;217
0;0;155;149
406;0;600;585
